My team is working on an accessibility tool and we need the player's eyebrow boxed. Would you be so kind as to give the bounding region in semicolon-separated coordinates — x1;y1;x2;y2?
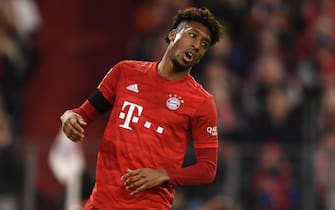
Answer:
187;27;211;44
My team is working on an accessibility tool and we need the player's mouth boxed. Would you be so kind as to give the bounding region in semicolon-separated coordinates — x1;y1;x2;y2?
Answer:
183;51;194;63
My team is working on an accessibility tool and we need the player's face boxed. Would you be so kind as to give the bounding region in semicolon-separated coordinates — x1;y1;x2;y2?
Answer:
168;21;212;70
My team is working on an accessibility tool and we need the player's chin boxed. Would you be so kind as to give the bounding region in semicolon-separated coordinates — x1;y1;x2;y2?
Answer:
174;59;194;70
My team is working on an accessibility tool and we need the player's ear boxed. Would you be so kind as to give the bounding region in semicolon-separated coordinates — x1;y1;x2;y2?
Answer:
168;29;177;42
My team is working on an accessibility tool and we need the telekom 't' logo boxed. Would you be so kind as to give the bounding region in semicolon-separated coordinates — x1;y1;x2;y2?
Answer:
119;101;143;130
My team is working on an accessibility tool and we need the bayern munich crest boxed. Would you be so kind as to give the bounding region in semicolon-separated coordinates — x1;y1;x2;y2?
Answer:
166;94;184;110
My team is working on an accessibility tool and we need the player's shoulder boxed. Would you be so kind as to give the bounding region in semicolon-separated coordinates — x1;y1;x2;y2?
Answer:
116;60;154;73
187;77;214;100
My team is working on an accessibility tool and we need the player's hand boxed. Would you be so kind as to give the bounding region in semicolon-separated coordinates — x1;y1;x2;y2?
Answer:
121;168;170;195
60;110;87;142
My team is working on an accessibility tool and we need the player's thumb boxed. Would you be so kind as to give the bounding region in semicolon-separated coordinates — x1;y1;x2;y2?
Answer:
77;116;87;126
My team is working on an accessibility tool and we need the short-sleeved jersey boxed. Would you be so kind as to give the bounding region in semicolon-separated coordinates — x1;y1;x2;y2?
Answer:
90;60;218;209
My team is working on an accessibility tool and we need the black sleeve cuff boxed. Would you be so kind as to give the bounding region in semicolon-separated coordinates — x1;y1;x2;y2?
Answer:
88;89;111;114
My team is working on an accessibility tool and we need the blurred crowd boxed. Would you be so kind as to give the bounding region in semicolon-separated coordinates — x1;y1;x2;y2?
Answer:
128;0;335;210
1;0;335;210
0;0;40;209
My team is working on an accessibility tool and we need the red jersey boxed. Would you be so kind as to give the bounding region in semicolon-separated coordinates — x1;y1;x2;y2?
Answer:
88;60;218;209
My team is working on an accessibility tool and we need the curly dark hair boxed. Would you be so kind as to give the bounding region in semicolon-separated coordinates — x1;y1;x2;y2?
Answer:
166;7;224;46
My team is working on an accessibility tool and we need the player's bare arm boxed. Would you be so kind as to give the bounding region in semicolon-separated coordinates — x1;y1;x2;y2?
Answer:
121;168;170;196
60;110;87;142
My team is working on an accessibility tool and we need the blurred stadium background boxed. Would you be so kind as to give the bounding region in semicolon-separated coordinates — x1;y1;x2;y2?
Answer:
1;0;335;210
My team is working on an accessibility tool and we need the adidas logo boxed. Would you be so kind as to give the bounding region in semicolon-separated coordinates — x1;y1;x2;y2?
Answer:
126;84;139;93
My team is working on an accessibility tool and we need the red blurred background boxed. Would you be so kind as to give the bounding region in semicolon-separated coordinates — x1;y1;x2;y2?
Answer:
22;0;136;204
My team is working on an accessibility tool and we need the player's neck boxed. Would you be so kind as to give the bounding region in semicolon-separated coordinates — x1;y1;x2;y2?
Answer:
157;55;190;81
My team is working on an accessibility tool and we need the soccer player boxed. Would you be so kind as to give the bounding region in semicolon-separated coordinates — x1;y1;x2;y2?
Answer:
60;7;224;210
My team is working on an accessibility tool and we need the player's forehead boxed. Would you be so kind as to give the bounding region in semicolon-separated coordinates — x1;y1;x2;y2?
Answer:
183;21;212;42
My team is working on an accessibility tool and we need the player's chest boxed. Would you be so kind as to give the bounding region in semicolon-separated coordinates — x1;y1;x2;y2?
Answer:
112;78;197;129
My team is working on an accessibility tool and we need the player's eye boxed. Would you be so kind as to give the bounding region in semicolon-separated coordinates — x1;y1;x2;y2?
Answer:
189;33;196;38
201;41;208;49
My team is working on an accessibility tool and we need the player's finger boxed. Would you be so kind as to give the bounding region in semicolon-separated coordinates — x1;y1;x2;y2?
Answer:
65;123;84;138
77;117;87;126
121;168;138;180
130;184;146;196
70;132;84;141
125;179;145;190
124;175;142;187
65;129;82;141
63;125;84;141
70;118;85;133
